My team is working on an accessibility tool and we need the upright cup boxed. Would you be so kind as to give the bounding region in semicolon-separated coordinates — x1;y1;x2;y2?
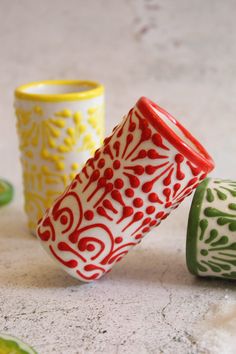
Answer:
15;80;104;233
37;97;214;282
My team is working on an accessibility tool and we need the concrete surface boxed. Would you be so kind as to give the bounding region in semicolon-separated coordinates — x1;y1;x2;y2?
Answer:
0;0;236;353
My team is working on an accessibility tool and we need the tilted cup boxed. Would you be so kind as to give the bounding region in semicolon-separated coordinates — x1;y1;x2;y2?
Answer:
15;80;104;233
187;178;236;279
37;97;214;282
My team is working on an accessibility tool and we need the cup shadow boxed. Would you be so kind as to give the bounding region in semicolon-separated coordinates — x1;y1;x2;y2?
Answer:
0;203;31;240
108;245;236;290
7;245;234;290
1;257;86;289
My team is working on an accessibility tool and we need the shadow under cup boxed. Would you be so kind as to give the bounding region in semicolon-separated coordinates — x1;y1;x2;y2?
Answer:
14;80;105;234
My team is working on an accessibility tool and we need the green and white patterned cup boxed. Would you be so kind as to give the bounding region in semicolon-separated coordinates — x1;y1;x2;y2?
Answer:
186;178;236;279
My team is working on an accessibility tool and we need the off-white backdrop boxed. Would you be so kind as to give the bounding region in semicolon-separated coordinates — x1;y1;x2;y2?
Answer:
0;1;236;353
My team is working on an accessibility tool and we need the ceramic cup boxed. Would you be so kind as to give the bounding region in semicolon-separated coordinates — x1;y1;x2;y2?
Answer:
37;96;214;282
187;178;236;280
15;80;104;233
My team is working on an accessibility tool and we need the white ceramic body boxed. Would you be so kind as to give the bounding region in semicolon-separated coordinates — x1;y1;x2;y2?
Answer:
37;97;213;282
15;81;104;233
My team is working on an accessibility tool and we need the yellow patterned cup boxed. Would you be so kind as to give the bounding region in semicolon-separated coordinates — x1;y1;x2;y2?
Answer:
15;80;104;234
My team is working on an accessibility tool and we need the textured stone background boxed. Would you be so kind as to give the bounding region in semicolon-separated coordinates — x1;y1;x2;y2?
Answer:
0;0;236;353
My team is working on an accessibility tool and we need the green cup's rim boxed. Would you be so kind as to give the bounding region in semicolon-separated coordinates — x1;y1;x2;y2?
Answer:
186;177;210;275
0;179;14;207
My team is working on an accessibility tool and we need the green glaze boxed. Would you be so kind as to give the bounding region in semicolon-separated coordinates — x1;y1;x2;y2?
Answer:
186;178;236;279
0;179;13;207
186;178;210;276
0;334;37;354
206;188;214;202
199;219;208;240
229;203;236;210
213;188;227;200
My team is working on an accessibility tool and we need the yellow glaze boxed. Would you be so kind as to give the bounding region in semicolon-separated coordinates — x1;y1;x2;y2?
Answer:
71;162;79;170
16;104;103;170
15;90;104;232
15;80;104;102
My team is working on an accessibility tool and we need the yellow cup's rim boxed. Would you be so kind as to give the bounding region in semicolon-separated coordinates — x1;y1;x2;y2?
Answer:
15;80;104;102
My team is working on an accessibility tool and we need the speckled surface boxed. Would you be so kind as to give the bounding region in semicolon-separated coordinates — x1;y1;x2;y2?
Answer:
0;1;236;353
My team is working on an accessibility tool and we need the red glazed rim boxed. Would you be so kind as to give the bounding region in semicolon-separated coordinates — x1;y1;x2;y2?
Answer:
137;97;214;173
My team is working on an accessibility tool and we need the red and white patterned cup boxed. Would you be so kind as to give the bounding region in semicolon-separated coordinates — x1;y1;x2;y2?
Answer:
37;97;214;282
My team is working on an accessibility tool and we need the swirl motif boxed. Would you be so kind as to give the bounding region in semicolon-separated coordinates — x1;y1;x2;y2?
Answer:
37;191;118;280
37;214;55;242
52;191;83;236
37;190;82;242
37;98;213;282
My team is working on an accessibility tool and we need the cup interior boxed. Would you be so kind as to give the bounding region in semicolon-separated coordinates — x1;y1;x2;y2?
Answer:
137;97;214;172
152;106;200;153
15;80;104;101
24;82;95;95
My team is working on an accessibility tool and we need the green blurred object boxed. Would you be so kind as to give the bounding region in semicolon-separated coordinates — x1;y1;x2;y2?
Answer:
0;334;36;354
0;179;13;207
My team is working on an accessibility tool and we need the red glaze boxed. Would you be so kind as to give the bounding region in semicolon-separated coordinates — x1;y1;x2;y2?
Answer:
137;97;214;173
103;199;117;214
37;97;214;282
113;141;120;157
104;168;113;179
131;149;147;162
98;158;105;169
146;206;155;215
125;188;134;198
114;178;124;189
111;189;125;206
97;206;113;221
115;236;123;243
113;160;121;169
148;192;163;204
133;197;143;208
123;173;140;188
84;210;94;221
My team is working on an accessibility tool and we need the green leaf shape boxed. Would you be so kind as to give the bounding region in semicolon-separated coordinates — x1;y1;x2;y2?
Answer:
205;229;218;244
206;188;214;202
217;218;236;231
200;249;208;256
209;242;236;252
212;256;236;267
201;260;221;272
220;186;236;197
214;180;233;184
214;188;227;200
199;219;208;240
219;251;236;258
204;207;236;218
196;262;208;272
228;203;236;211
211;235;229;247
208;260;231;271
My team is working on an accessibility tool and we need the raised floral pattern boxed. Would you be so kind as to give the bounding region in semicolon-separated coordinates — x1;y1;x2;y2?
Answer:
37;104;206;281
194;179;236;279
15;99;104;231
